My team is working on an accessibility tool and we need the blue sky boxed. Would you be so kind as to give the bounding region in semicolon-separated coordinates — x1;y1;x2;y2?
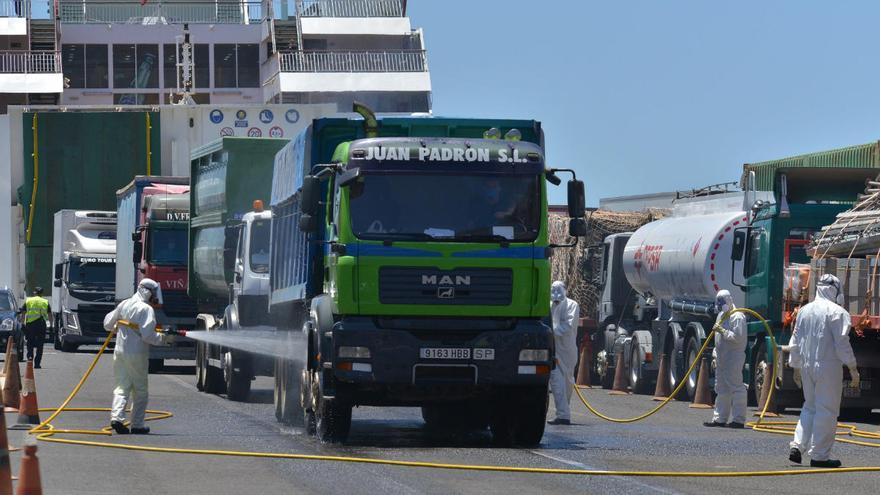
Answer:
408;1;880;205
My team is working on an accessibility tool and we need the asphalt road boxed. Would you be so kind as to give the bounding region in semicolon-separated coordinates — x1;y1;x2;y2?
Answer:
8;345;880;495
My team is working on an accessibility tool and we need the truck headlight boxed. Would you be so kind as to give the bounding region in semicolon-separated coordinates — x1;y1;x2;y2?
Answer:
0;318;13;332
337;346;371;359
519;349;550;362
64;311;80;333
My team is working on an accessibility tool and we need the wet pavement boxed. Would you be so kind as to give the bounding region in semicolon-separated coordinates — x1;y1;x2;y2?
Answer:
10;345;880;494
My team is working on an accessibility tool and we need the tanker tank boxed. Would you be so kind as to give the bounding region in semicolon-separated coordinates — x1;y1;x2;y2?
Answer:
622;210;748;310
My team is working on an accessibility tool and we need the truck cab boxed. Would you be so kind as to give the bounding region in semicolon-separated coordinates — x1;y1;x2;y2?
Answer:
228;208;272;328
52;211;117;352
734;167;879;408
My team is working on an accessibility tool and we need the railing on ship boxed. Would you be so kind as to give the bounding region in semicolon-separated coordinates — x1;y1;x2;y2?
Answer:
0;51;60;73
279;49;427;72
298;0;403;17
57;0;268;24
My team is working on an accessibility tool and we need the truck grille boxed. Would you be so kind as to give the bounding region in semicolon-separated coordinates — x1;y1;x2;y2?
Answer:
76;305;113;337
379;267;512;306
162;290;198;318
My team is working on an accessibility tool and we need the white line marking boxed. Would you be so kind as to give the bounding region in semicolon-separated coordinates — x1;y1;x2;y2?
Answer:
530;450;685;495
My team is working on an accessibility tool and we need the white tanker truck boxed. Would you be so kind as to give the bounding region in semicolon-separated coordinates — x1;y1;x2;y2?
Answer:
595;190;749;400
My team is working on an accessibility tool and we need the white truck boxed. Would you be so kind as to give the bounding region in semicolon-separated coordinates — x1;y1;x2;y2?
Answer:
52;210;118;352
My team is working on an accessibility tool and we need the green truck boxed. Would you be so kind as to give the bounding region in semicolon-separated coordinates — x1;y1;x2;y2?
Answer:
192;105;586;445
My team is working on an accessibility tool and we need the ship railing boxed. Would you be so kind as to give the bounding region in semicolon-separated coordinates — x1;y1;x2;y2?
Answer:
280;49;427;72
0;51;60;73
297;0;403;17
58;1;267;24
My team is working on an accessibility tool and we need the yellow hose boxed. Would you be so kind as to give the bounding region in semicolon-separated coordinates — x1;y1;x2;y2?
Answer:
25;312;880;478
25;113;38;244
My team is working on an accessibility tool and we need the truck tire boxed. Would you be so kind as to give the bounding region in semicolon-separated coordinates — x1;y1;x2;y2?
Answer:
148;359;164;374
223;350;252;402
599;330;616;389
750;340;779;414
316;397;352;443
682;335;700;402
59;336;78;353
53;322;61;350
628;340;650;395
490;386;548;447
203;345;226;394
196;341;206;391
273;358;302;425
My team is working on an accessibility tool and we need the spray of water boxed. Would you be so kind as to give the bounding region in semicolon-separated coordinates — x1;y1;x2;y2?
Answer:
186;328;307;361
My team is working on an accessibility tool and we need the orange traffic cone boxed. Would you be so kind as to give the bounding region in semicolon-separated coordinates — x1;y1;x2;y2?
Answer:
0;385;13;494
2;339;20;413
689;356;714;409
754;361;780;418
10;361;40;430
608;350;630;395
652;353;673;401
14;443;41;495
575;338;592;387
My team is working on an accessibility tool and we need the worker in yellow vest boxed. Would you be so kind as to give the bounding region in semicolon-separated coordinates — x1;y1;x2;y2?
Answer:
22;287;52;368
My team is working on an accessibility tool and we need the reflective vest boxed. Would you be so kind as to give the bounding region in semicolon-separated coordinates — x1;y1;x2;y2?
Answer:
24;296;49;324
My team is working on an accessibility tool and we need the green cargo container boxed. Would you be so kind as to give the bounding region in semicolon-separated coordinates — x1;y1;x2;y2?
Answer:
188;137;289;304
17;111;160;292
744;141;880;192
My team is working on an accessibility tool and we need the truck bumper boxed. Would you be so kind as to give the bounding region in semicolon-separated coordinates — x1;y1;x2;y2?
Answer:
328;317;553;406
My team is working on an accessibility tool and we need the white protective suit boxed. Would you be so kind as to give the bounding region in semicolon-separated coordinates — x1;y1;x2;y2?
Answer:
549;281;580;421
711;290;748;424
788;274;859;461
103;279;167;428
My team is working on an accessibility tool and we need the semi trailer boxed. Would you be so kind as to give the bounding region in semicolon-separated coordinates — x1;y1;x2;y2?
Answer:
51;210;117;352
266;108;585;444
116;177;197;372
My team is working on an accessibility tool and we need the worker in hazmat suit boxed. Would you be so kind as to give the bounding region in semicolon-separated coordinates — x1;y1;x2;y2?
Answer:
103;278;173;434
785;274;858;468
547;281;580;425
703;290;748;429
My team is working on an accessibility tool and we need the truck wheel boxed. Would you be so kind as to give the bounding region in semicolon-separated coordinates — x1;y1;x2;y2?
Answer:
628;341;650;395
273;358;302;425
60;336;78;353
490;386;548;447
196;341;206;392
223;350;252;402
316;397;352;443
682;335;700;402
53;326;61;350
751;341;779;414
148;359;164;374
203;345;226;394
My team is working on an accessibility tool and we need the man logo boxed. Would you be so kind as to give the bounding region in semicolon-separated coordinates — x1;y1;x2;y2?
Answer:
437;287;455;299
421;275;471;286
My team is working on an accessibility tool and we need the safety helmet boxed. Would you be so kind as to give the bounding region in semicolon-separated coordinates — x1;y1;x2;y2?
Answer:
137;278;164;305
32;287;44;296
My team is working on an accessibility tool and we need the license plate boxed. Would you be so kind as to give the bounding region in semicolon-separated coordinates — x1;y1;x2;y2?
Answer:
420;348;471;360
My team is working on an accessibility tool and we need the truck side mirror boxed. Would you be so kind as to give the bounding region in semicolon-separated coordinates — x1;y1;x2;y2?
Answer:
54;263;63;280
301;176;321;216
131;231;141;242
132;243;143;264
223;247;235;272
568;218;587;237
567;180;585;218
732;229;747;261
299;214;318;233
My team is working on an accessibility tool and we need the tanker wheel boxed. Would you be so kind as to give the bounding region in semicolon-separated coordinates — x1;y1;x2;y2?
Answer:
195;341;206;392
683;335;700;402
312;375;351;443
628;341;650;395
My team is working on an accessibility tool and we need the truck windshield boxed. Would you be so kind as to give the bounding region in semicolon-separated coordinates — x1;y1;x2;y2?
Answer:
148;228;188;266
68;261;115;289
250;220;270;274
349;174;541;242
